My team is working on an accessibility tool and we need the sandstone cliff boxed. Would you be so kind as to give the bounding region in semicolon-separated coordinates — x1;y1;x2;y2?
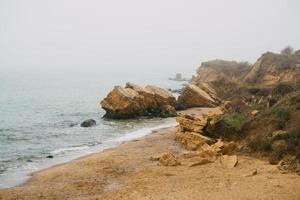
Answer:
243;52;300;85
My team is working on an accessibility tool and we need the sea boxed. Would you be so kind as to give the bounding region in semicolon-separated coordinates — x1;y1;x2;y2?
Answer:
0;68;187;189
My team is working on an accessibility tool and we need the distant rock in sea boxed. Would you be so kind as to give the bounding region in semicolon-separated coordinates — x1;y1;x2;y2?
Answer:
80;119;96;127
169;73;190;81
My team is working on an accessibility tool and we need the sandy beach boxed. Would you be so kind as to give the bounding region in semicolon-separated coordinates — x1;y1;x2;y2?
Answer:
1;108;300;200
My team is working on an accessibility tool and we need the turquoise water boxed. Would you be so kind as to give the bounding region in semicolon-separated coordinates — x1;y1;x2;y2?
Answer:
0;69;184;188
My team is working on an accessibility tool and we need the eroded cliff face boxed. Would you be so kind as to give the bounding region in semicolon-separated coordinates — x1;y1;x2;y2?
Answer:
100;82;177;119
178;50;300;106
243;52;300;85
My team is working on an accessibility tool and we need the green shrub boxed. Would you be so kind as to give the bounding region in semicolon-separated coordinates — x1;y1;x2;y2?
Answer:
224;113;247;131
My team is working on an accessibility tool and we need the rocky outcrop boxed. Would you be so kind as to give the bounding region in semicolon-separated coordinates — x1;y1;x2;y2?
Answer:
176;114;208;132
191;60;251;99
100;82;177;119
80;119;96;127
243;52;300;86
193;59;250;84
159;153;180;166
174;109;238;167
177;84;220;109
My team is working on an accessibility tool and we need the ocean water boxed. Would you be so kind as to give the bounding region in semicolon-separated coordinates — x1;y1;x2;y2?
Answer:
0;69;185;188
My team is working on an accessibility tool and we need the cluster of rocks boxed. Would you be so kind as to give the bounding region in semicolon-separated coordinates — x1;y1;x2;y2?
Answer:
174;111;238;168
100;82;177;119
100;82;222;119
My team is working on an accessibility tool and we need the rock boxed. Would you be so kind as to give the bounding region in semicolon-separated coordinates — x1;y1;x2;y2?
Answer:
149;155;161;161
251;110;259;116
176;114;208;133
160;105;177;118
198;144;217;161
222;141;237;155
80;119;96;127
46;155;54;159
159;153;180;166
277;155;300;172
211;140;236;155
211;139;224;153
177;84;219;109
244;169;258;177
100;83;176;119
182;152;200;158
175;131;212;151
220;155;238;168
271;130;288;139
188;158;212;167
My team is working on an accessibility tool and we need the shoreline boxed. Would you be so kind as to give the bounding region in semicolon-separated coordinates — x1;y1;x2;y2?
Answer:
0;120;176;189
1;107;300;200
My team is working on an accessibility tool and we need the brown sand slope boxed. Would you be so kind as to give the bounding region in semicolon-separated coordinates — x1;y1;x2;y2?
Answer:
1;108;300;200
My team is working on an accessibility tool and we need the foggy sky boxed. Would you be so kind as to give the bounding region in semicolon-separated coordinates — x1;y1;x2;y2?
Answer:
0;0;300;76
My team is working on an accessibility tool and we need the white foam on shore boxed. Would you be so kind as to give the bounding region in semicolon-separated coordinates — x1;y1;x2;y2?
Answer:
0;121;176;189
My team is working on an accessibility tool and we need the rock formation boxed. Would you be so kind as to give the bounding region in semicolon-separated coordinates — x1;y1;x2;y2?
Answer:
174;109;238;167
177;84;220;109
244;52;300;86
100;82;177;119
159;152;180;166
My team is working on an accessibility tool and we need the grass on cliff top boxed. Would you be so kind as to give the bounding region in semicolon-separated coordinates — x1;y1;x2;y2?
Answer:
224;113;248;131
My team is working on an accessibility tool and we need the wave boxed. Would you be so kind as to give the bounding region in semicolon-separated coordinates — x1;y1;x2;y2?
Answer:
50;146;90;155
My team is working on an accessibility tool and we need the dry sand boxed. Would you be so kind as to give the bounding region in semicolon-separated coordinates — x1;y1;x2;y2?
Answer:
1;108;300;200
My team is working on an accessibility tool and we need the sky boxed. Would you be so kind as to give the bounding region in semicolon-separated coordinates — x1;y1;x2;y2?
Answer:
0;0;300;77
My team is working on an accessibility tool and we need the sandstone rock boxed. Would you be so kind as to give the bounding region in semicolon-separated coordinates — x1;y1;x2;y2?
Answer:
188;158;212;167
198;144;217;161
145;85;176;107
149;155;161;161
211;139;224;153
159;153;180;166
177;84;219;109
244;169;258;177
271;130;288;139
222;141;236;155
251;110;259;116
277;155;300;172
175;131;212;151
176;114;208;132
100;83;176;119
80;119;96;127
211;140;236;155
220;155;238;168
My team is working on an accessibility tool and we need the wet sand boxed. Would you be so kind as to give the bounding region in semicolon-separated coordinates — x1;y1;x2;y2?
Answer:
1;108;300;200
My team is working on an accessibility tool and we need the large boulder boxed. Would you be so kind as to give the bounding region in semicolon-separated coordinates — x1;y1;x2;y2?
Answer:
100;83;177;119
177;84;219;109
